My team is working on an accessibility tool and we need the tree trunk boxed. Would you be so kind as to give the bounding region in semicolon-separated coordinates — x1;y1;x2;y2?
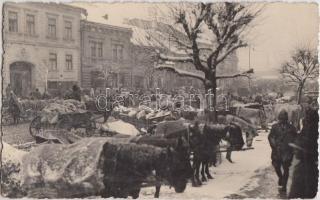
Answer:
297;82;304;105
204;71;217;123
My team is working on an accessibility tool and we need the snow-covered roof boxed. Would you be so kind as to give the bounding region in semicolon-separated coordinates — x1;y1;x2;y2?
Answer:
125;18;206;53
130;26;163;48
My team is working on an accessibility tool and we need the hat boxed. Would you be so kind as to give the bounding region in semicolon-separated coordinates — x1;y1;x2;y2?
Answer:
278;109;288;121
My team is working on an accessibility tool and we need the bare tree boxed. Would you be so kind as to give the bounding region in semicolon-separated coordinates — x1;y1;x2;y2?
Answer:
155;2;261;121
280;47;319;104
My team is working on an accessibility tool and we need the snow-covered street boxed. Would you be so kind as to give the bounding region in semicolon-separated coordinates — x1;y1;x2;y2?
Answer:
140;130;280;199
2;125;282;199
3;122;298;199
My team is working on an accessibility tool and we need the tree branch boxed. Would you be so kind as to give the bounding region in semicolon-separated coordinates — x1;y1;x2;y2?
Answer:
155;65;205;82
156;65;254;81
280;48;318;92
216;43;247;66
175;3;211;72
216;68;254;79
159;53;207;64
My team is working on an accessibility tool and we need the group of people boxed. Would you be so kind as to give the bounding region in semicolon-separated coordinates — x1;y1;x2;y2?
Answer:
5;84;51;101
6;84;83;125
268;106;318;198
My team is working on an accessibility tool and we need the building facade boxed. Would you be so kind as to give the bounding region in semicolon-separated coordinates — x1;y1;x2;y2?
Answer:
127;19;204;91
3;2;86;97
126;19;238;92
81;20;145;90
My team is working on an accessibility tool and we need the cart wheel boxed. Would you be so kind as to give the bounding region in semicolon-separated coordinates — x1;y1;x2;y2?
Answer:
29;116;42;137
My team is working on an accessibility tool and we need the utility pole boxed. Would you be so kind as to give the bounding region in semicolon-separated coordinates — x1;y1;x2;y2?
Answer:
248;45;252;93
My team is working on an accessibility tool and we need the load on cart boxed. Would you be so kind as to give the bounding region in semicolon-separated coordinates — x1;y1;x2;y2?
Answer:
29;99;98;143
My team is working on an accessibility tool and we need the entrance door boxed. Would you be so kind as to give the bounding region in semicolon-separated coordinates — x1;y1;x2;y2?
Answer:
12;73;23;96
10;62;32;97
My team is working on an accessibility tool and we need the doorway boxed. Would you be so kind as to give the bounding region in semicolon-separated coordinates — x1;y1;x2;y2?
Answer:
10;62;33;97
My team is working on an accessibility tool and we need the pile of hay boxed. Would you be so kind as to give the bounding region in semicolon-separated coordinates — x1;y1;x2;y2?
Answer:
40;100;86;124
42;100;86;113
20;99;48;111
114;105;172;120
101;119;140;136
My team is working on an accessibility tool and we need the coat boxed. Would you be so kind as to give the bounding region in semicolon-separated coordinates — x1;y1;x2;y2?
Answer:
289;108;318;198
8;94;22;116
268;122;297;164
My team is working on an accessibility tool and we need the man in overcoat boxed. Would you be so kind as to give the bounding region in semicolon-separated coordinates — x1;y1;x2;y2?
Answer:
288;108;318;198
268;109;297;191
8;91;22;124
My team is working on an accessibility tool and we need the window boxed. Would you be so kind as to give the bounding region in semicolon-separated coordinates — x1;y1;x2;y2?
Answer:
97;42;103;57
135;76;143;88
112;45;117;61
90;41;96;57
26;14;35;35
8;11;18;32
64;21;72;40
65;54;73;70
112;44;124;62
48;81;58;89
49;53;57;71
48;17;56;38
90;41;103;58
118;45;123;60
120;73;126;86
157;78;162;88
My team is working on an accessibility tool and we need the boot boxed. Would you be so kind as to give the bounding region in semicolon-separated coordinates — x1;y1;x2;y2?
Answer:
278;176;283;186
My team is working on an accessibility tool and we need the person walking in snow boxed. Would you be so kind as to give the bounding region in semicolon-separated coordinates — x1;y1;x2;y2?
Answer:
268;109;297;192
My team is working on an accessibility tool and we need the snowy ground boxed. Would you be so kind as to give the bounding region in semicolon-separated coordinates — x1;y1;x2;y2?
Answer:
140;130;275;199
2;123;290;199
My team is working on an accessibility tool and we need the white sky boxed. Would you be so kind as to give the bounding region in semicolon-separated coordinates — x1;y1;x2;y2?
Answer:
70;2;319;78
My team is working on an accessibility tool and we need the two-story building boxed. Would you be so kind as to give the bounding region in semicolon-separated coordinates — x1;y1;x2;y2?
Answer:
80;20;138;89
3;2;86;97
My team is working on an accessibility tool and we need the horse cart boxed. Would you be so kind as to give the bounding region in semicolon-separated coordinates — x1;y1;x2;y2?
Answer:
29;111;97;143
117;112;171;131
29;99;108;144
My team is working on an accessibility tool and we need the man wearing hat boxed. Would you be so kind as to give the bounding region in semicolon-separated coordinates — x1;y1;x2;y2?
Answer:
268;109;297;192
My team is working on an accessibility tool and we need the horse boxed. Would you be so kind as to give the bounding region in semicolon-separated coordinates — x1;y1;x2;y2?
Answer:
188;123;228;186
127;134;193;198
224;114;258;149
188;116;257;187
233;106;268;130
